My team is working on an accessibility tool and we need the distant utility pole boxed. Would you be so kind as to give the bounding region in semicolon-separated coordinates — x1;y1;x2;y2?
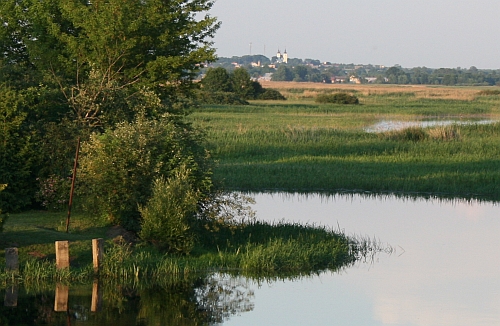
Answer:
249;42;252;55
264;44;266;56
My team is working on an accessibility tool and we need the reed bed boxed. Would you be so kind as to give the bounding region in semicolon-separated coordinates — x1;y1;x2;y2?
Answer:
190;89;500;200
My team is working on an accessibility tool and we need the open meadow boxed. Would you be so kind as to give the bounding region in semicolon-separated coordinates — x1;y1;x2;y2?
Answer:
189;82;500;200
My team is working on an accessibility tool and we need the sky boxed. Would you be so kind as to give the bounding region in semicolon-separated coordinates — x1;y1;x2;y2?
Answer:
209;0;500;69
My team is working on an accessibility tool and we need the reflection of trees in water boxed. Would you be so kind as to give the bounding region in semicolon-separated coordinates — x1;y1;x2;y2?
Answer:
0;274;256;325
195;273;255;323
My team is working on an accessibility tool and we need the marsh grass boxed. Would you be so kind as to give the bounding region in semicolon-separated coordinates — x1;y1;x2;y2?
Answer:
190;85;500;200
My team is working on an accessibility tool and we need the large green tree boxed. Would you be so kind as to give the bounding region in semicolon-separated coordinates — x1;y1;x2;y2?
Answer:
0;0;220;211
0;0;220;129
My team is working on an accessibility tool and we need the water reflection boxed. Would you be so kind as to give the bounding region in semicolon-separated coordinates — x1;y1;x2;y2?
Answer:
2;193;499;325
222;192;500;326
364;119;497;132
0;274;257;325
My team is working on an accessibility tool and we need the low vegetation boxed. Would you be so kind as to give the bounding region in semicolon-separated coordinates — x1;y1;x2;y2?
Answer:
315;92;359;104
0;210;358;284
190;83;500;201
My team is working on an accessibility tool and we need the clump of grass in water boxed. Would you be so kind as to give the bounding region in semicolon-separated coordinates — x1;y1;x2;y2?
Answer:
380;125;461;142
427;125;461;141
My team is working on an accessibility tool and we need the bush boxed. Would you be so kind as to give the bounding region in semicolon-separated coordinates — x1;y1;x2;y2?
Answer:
258;89;286;100
196;91;248;105
139;167;198;254
315;92;359;104
35;175;71;211
78;113;211;231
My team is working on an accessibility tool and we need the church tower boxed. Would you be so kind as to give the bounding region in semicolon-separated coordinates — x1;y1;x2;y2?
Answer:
283;48;288;64
276;49;282;61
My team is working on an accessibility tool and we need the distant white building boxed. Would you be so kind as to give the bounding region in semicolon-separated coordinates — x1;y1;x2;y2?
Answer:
275;49;288;64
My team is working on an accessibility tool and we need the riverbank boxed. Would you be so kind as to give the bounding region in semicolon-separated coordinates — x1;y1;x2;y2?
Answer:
0;210;357;284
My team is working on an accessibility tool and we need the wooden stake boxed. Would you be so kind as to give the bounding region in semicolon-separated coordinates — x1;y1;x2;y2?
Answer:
92;238;104;274
55;241;70;270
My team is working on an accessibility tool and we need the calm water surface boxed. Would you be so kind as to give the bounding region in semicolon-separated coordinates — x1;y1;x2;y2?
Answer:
2;193;499;325
221;193;500;326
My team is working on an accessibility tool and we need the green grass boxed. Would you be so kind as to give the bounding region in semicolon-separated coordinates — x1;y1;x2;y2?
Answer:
0;211;358;284
188;93;500;200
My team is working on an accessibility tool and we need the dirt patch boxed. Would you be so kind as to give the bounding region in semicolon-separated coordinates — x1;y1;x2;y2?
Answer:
106;225;138;245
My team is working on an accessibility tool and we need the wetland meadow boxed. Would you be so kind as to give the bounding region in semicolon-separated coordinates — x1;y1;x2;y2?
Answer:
2;83;500;325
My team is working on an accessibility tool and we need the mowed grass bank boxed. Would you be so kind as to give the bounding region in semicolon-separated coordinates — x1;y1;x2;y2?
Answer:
189;84;500;200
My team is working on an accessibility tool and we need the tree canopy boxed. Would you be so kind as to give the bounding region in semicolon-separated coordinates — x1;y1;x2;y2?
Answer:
0;0;220;213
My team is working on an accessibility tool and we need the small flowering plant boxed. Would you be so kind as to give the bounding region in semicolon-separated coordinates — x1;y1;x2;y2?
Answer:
35;175;71;211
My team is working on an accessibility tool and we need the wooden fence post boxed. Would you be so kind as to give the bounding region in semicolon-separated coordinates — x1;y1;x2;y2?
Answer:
92;238;104;274
5;248;19;271
54;284;69;312
55;241;70;270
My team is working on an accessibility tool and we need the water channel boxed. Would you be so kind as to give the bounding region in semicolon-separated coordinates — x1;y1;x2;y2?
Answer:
2;193;499;325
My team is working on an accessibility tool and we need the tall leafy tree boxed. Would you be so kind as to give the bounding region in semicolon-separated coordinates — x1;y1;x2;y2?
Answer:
0;0;220;129
201;67;233;92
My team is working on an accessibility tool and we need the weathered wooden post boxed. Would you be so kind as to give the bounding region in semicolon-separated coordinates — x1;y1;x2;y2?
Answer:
92;238;104;274
5;248;19;271
54;283;69;312
4;285;18;307
91;279;102;312
55;241;70;270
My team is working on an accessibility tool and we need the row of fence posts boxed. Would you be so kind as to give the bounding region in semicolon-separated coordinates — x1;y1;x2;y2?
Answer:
4;239;104;311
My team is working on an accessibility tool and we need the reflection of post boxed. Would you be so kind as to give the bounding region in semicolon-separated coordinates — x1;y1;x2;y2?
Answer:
54;284;69;312
55;241;70;270
92;238;104;274
91;279;102;312
5;247;19;271
4;285;18;307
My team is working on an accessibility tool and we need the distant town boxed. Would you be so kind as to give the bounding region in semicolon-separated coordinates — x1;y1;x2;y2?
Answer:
204;52;500;86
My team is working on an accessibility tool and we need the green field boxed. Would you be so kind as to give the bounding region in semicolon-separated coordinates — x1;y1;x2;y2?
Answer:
189;84;500;200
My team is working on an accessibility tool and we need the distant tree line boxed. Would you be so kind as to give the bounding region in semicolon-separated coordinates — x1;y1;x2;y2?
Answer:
211;56;500;86
198;67;285;104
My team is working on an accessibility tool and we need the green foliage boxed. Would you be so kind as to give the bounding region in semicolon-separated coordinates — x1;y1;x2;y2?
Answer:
231;68;255;99
78;113;211;231
196;91;249;105
315;92;359;104
0;84;35;212
35;175;71;211
201;67;233;93
139;168;198;254
0;0;219;128
258;89;286;100
271;65;294;81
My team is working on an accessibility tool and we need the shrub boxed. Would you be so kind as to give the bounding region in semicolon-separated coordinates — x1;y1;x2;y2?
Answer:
196;91;249;105
258;89;286;100
77;113;211;231
477;89;500;96
35;175;71;211
139;167;198;254
315;92;359;104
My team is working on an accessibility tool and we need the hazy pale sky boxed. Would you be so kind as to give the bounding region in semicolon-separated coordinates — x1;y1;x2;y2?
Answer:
210;0;500;69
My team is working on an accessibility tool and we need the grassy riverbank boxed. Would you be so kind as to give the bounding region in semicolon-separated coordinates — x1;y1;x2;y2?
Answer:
0;211;357;284
189;83;500;200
